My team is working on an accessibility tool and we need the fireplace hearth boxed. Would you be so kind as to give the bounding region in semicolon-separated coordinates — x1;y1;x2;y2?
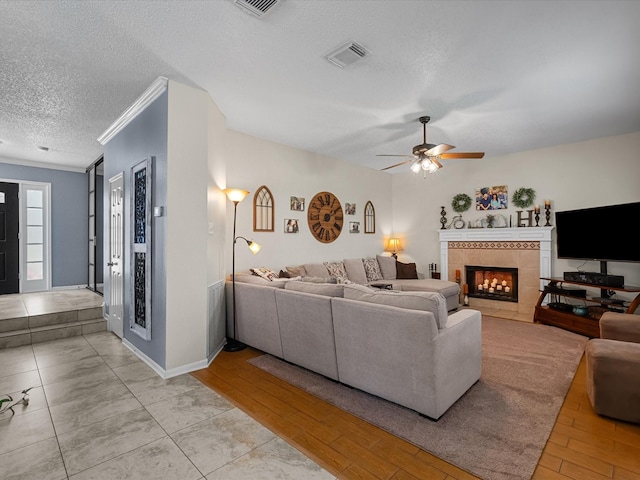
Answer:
466;265;518;303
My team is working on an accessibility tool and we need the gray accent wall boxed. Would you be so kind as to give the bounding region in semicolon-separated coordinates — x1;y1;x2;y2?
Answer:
0;162;87;287
103;90;168;369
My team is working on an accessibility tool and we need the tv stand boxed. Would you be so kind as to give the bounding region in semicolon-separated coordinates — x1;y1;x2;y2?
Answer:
534;277;640;337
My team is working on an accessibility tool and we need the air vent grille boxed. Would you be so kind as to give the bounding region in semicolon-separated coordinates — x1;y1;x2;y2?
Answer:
234;0;281;17
326;41;371;68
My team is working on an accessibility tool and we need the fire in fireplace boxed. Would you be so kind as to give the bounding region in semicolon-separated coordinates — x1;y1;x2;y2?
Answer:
465;265;518;303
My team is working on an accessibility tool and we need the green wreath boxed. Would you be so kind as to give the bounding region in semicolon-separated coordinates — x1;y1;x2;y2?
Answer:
512;187;536;209
451;193;472;213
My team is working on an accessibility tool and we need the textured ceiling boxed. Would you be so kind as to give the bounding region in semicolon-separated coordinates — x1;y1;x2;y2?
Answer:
1;0;639;172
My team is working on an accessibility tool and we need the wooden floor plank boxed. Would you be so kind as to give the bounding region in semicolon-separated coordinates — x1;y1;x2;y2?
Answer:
192;348;640;480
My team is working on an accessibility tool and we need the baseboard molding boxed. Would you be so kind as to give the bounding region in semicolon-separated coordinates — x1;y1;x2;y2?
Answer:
51;284;91;291
122;338;212;380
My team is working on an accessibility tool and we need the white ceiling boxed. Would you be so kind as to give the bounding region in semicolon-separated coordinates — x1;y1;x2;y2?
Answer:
1;0;639;173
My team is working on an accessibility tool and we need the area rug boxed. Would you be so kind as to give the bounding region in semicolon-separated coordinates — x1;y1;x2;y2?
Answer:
248;316;588;480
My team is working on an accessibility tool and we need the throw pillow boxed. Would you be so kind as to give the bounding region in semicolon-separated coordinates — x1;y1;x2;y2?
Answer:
324;261;349;283
286;265;306;277
343;258;368;284
396;261;418;279
279;269;292;278
363;257;383;282
376;254;397;280
304;263;330;278
250;267;278;281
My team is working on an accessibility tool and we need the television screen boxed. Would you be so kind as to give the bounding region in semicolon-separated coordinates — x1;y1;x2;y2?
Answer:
555;202;640;263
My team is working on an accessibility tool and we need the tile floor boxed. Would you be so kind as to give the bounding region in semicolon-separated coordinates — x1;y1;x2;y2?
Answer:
0;292;336;480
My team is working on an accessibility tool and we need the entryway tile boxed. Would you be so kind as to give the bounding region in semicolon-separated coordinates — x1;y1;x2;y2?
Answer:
0;437;66;480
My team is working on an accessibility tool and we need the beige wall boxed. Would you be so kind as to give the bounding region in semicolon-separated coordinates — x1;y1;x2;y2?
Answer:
392;131;640;301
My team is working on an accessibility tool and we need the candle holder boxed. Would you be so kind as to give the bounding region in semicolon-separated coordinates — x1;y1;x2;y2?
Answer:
534;210;540;227
440;206;447;230
544;204;551;226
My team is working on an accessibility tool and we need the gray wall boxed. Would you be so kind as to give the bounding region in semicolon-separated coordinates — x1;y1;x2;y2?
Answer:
0;162;87;287
103;91;168;368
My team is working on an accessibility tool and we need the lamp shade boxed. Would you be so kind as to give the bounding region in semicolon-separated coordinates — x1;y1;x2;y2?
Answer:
248;241;261;254
223;188;250;203
385;238;402;253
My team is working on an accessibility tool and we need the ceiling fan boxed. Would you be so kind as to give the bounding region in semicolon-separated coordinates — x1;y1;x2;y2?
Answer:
378;116;484;174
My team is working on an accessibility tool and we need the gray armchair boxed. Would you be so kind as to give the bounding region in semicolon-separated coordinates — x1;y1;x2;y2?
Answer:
585;311;640;424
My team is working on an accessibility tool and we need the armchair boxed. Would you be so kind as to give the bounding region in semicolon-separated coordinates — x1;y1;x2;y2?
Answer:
585;311;640;423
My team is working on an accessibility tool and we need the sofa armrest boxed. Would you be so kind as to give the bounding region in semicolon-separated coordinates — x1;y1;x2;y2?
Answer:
600;312;640;343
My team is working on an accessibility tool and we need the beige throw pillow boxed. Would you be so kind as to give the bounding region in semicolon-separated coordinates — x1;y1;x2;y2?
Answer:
376;255;397;280
363;257;383;282
343;258;368;284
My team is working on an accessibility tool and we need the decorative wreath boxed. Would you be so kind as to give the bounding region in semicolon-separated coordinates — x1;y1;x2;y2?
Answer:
512;187;536;209
451;193;472;213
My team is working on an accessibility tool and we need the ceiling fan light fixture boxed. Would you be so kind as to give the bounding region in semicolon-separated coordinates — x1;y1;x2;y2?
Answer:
410;159;422;173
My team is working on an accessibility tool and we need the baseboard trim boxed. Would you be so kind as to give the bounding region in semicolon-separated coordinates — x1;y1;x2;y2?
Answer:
122;338;211;380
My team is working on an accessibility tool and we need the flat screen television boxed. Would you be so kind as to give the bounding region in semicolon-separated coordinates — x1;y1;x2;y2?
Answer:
555;202;640;263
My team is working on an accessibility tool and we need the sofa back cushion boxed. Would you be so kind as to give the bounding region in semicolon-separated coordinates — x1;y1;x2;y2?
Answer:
286;265;307;277
343;258;368;284
343;284;449;328
233;273;290;288
376;255;397;280
304;263;329;277
285;281;344;297
363;257;383;282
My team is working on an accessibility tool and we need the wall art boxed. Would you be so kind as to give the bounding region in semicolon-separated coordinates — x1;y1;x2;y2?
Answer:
290;196;305;211
284;218;299;233
475;185;508;211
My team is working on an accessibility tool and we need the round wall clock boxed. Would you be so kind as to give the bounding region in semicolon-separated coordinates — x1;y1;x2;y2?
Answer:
307;191;344;243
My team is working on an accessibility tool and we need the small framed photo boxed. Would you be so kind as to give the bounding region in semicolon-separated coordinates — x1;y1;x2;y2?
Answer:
284;218;299;233
290;196;305;211
475;185;508;211
345;203;356;215
349;222;360;233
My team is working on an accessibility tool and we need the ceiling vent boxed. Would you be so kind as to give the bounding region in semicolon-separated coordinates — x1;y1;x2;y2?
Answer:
326;41;371;68
234;0;281;18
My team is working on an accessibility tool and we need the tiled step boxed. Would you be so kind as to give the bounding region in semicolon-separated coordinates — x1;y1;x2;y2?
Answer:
0;312;107;350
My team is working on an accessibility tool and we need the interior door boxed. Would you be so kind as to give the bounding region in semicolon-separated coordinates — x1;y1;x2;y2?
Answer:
0;182;20;294
108;173;124;337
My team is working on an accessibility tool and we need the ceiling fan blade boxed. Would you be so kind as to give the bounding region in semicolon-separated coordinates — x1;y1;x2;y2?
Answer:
426;143;455;156
381;159;413;171
432;158;443;169
439;152;485;159
376;154;412;157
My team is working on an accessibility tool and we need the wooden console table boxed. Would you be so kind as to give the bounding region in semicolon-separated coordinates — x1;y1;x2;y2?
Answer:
534;277;640;337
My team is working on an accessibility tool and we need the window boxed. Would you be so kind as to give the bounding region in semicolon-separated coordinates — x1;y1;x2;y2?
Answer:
364;201;375;233
21;183;50;292
254;185;274;232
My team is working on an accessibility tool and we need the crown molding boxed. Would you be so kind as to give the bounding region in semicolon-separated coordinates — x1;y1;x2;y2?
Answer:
97;76;168;145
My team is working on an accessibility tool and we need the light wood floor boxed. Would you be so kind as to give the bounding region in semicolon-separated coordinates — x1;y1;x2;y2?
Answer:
192;347;640;480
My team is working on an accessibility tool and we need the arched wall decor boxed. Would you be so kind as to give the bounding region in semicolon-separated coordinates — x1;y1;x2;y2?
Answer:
253;185;274;232
364;200;376;234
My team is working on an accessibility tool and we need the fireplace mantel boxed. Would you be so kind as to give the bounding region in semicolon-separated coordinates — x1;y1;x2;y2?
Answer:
438;227;554;287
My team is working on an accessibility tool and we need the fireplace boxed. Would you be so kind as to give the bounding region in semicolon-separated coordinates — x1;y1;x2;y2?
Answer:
466;265;518;303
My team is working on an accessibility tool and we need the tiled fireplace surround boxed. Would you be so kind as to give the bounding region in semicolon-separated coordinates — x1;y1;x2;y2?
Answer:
439;227;553;322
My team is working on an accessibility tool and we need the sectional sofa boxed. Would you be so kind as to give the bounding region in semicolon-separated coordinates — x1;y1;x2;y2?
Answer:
225;256;482;420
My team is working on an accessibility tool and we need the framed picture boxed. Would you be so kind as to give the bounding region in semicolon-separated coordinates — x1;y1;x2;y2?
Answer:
475;185;508;211
284;218;299;233
345;203;356;215
349;221;360;233
290;196;305;211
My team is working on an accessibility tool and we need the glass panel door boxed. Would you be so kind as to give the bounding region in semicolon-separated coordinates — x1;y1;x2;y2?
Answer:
87;157;104;294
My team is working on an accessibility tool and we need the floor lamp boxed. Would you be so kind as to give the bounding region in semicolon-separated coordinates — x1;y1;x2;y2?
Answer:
223;188;261;352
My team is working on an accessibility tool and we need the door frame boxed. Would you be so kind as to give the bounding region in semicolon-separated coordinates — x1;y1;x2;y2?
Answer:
0;178;52;293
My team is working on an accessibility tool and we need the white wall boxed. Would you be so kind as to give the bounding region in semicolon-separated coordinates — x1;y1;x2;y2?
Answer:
165;81;210;371
225;130;393;273
392;131;640;299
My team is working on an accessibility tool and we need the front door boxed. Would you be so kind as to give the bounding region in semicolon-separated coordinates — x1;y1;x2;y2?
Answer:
0;182;20;295
108;173;124;337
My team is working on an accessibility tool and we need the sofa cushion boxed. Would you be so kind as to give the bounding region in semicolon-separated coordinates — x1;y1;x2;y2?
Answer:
250;267;278;281
304;263;329;277
396;261;418;279
343;284;449;328
376;255;397;280
285;281;344;297
363;257;383;282
324;261;350;283
233;273;290;288
286;265;307;277
343;258;368;284
302;276;337;284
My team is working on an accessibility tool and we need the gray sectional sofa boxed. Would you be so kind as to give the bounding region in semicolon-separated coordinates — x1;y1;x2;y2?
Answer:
225;256;482;420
